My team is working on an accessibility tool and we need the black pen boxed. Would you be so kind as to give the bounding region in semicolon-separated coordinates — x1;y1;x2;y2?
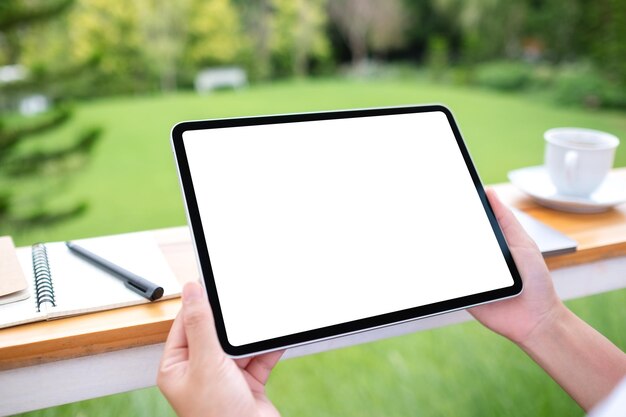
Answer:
65;241;164;301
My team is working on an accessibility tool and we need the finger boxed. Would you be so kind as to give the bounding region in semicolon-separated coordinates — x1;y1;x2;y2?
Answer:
245;350;285;386
486;189;534;247
182;281;225;366
159;311;188;373
233;350;277;370
486;188;516;229
163;310;187;352
235;356;254;369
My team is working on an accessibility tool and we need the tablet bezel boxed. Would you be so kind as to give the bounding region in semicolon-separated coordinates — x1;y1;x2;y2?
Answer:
171;104;523;356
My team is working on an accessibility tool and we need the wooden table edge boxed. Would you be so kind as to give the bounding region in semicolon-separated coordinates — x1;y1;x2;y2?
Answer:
0;317;174;371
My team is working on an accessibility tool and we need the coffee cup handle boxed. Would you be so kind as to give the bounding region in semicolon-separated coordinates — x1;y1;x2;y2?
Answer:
564;150;578;184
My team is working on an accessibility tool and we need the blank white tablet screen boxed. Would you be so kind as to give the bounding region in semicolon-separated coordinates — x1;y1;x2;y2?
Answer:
183;111;513;347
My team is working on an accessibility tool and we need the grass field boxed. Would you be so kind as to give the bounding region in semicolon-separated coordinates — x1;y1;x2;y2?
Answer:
10;78;626;417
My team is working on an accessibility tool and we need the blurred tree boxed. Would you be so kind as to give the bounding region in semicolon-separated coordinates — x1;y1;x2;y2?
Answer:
36;0;244;93
400;0;454;63
184;0;245;71
368;0;408;58
270;0;330;77
64;0;153;95
5;0;623;98
0;0;101;230
234;0;273;80
328;0;408;66
139;0;189;92
0;0;73;64
525;0;581;62
585;0;626;85
328;0;372;65
0;0;73;31
428;0;526;60
426;35;449;81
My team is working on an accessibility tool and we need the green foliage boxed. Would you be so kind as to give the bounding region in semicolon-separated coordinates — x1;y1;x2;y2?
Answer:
4;0;626;96
0;0;102;231
0;0;73;32
269;0;330;77
0;106;101;229
4;126;101;177
232;0;273;81
587;0;626;89
0;107;70;152
469;60;626;109
68;0;153;95
140;0;189;92
524;0;582;62
0;1;74;65
185;0;245;68
15;0;335;90
474;61;533;91
554;66;605;108
407;0;527;61
554;64;626;109
426;36;449;81
20;0;252;94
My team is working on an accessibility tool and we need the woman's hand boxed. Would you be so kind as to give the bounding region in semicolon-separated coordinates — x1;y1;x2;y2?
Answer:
158;282;283;417
469;189;564;345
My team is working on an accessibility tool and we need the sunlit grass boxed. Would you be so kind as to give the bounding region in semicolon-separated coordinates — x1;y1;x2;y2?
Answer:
11;78;626;246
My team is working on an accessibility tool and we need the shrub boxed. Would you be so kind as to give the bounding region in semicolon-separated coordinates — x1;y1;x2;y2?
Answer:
426;36;450;82
602;87;626;109
554;65;626;109
474;61;533;91
554;66;604;107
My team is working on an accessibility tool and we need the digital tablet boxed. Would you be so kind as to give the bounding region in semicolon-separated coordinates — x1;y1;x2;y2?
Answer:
171;105;522;357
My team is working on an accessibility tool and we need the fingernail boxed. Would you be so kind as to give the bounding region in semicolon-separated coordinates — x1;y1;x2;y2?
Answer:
183;282;202;304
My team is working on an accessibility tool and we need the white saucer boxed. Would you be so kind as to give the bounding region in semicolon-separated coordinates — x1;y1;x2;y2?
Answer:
507;166;626;213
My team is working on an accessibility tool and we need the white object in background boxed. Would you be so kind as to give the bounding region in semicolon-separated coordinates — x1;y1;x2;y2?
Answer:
544;127;619;197
0;65;27;84
19;94;49;116
508;166;626;213
194;67;247;93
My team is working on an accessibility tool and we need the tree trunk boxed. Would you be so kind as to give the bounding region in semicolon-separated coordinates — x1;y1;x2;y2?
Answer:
349;33;367;67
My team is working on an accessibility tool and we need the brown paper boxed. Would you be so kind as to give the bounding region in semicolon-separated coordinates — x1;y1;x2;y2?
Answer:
0;236;28;298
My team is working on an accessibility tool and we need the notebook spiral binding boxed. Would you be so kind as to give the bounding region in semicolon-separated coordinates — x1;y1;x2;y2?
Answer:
32;243;56;312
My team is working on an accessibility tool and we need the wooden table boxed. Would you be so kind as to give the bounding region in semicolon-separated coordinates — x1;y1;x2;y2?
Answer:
2;169;626;415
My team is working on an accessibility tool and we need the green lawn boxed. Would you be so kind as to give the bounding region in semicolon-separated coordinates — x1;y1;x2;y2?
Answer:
11;78;626;417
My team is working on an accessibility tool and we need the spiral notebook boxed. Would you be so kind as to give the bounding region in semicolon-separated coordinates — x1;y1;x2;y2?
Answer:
0;232;181;329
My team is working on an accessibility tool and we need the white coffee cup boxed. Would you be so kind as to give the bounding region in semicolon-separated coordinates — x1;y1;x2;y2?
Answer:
544;128;619;197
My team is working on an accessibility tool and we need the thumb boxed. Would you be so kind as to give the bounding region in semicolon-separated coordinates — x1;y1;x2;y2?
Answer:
486;188;536;248
182;281;225;366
